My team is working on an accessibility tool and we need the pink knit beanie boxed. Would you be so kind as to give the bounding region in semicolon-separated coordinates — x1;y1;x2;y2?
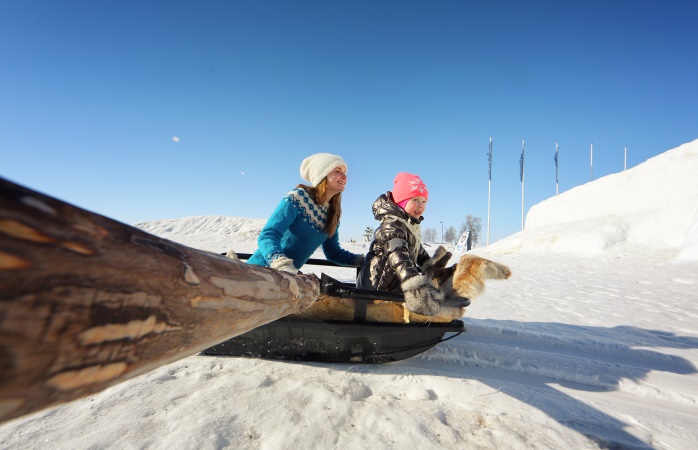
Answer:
392;172;428;204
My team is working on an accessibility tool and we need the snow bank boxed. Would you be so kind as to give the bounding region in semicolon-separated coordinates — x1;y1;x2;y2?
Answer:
486;139;698;260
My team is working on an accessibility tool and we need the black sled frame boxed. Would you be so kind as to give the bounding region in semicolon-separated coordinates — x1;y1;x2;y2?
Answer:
203;254;469;364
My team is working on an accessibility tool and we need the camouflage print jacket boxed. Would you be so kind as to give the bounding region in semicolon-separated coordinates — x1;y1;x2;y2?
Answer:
359;192;431;292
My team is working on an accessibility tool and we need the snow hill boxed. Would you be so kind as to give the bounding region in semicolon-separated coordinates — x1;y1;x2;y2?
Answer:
135;215;267;254
489;138;698;261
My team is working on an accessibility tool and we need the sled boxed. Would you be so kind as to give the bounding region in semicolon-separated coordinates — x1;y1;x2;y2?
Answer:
203;254;469;363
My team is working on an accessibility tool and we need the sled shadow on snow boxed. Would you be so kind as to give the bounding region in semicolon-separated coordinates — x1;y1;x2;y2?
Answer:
328;319;698;450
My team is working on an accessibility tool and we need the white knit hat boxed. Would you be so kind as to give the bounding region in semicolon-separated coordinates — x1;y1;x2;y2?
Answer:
300;153;348;187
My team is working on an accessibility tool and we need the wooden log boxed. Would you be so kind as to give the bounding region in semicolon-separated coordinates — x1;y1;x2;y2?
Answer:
0;177;320;424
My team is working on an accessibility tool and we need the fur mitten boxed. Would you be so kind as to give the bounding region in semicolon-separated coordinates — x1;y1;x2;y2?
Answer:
270;255;298;274
353;253;365;268
401;274;445;316
421;245;452;281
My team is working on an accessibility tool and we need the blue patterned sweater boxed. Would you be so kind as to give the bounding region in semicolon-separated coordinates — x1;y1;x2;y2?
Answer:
247;188;359;269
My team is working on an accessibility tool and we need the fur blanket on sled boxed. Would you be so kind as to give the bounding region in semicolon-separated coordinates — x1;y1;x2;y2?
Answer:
290;246;511;324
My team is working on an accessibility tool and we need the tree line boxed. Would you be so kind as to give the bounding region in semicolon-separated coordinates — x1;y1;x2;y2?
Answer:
364;215;482;246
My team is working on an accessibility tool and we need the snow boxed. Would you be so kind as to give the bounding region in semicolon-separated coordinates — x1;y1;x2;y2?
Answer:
2;139;698;449
487;139;698;260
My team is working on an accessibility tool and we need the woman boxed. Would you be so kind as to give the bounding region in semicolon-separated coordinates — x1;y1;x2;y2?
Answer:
247;153;363;273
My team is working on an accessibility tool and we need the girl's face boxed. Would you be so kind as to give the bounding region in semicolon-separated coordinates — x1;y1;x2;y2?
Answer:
404;196;427;219
324;166;347;198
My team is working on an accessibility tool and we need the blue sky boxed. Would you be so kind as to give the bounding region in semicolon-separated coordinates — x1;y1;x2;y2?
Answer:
2;1;697;245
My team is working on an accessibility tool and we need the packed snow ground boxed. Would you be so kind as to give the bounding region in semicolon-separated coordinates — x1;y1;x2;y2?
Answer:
2;140;698;449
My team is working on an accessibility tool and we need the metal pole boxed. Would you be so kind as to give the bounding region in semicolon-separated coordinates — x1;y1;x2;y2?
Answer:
555;141;559;196
521;178;525;230
487;137;492;246
521;139;525;230
487;179;491;245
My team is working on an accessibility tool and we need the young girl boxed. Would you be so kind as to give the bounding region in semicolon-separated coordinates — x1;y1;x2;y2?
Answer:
247;153;363;273
359;172;445;316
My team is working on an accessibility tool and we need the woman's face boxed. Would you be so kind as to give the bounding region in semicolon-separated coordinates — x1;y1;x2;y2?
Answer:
325;166;347;196
404;196;427;219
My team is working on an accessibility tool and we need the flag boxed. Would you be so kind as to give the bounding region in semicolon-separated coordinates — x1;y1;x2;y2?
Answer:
487;137;492;181
554;142;559;183
519;139;524;183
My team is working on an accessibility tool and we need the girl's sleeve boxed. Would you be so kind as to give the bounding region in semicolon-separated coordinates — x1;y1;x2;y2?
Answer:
375;226;421;283
416;245;431;267
256;196;298;265
322;225;361;266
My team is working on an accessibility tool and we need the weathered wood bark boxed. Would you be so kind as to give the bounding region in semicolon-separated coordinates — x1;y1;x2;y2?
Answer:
0;177;320;424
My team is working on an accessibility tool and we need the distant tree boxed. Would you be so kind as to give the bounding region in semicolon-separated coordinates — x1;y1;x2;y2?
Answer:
363;226;374;242
423;228;437;243
458;222;468;237
444;225;457;244
459;215;482;244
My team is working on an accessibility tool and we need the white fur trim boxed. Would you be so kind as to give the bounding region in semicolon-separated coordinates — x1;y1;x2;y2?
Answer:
300;153;347;186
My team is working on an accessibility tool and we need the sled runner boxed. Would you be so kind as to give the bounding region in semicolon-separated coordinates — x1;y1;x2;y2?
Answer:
203;254;469;363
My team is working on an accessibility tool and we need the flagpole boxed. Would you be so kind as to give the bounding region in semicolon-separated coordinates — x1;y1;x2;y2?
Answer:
487;136;492;246
519;139;525;230
555;141;559;195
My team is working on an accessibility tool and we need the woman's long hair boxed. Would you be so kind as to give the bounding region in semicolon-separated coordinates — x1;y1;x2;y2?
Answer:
298;179;341;237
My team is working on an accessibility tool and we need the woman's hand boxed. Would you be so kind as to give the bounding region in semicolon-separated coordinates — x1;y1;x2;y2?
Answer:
270;256;299;274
